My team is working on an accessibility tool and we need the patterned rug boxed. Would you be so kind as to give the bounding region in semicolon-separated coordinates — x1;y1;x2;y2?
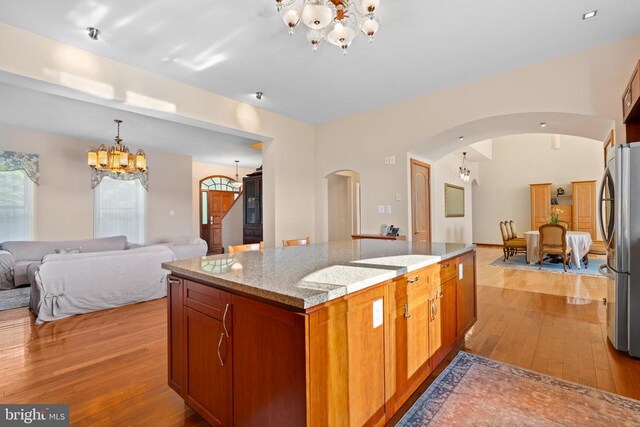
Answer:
397;352;640;426
0;286;30;311
490;254;603;277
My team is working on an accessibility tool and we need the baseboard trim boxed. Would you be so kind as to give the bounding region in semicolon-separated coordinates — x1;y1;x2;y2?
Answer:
474;243;503;249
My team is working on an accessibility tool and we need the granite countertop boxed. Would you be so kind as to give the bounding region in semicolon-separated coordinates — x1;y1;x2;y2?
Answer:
163;240;475;310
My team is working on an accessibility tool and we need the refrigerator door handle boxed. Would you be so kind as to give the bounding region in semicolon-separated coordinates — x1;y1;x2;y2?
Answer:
598;166;612;245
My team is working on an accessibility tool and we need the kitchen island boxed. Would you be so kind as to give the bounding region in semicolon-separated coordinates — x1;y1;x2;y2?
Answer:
163;240;477;427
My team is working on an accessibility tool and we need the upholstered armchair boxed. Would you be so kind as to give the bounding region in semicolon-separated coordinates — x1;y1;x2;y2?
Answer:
538;224;572;272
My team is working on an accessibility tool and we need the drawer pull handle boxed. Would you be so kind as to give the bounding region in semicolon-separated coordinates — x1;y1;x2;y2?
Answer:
404;303;411;319
217;333;225;367
167;278;181;286
626;91;632;108
442;263;450;269
222;303;231;337
407;277;419;284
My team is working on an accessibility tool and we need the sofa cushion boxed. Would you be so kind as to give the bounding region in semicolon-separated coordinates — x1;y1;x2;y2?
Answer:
0;250;15;290
14;260;41;287
1;236;127;262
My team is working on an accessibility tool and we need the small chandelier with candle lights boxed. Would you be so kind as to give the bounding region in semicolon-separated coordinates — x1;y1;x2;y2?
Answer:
87;120;147;174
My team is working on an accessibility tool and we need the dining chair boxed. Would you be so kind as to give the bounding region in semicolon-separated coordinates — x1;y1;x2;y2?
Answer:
538;224;572;272
282;236;311;247
500;222;527;262
557;220;570;230
585;240;607;267
228;241;264;254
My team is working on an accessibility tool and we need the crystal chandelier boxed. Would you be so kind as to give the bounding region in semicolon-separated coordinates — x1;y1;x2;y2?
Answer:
87;120;147;174
275;0;381;54
459;152;471;183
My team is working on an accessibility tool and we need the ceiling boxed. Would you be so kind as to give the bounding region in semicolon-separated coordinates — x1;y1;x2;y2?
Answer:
0;82;263;167
1;1;639;124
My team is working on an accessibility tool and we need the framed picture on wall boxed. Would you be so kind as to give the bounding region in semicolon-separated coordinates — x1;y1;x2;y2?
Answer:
445;183;465;218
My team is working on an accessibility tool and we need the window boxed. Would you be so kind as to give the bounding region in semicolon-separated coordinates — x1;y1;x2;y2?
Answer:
0;170;33;241
94;177;146;244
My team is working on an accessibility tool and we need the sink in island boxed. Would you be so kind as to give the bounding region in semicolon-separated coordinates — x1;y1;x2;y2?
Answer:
163;240;477;426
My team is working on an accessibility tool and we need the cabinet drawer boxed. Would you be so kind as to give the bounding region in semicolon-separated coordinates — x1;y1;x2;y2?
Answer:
184;280;227;320
440;259;459;283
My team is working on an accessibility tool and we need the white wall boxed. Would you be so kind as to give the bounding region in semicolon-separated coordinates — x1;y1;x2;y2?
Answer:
430;153;475;244
0;125;192;243
314;35;640;243
222;197;244;249
472;134;604;244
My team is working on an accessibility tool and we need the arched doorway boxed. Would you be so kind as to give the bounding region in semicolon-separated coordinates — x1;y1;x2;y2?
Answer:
326;170;361;241
199;175;242;254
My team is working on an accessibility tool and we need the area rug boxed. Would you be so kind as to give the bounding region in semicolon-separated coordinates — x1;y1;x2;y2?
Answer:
490;254;603;277
0;286;30;311
397;352;640;426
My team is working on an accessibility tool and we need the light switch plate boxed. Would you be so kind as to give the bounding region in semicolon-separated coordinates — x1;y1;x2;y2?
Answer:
169;210;175;216
378;205;385;213
385;205;392;214
459;263;464;280
373;299;384;328
390;156;396;164
384;157;390;164
396;193;401;201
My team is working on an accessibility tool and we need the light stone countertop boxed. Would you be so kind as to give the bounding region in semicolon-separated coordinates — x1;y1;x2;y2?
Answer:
163;240;475;310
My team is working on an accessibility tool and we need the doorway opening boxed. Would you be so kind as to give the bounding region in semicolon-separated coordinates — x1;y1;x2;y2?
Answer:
326;170;361;241
199;176;242;254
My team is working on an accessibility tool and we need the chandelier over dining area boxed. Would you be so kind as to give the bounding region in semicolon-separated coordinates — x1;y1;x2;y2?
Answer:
275;0;381;54
87;120;147;174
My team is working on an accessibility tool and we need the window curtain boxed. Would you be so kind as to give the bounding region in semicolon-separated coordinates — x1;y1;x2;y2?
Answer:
94;177;146;244
91;169;149;191
0;150;39;185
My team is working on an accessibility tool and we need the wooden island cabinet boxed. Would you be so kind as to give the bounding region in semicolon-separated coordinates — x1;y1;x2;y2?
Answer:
167;250;477;426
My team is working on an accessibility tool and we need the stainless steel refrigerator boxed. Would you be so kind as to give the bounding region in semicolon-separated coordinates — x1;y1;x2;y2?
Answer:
599;142;640;357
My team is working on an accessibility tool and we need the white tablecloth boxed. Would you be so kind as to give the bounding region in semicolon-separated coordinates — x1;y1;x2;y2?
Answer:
524;231;593;269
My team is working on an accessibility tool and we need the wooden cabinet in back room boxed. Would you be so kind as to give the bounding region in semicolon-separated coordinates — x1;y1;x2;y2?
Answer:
572;180;597;239
530;183;552;231
243;169;263;244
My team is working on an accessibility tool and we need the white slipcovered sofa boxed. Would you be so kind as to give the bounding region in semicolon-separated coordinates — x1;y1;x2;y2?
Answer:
0;235;208;323
28;245;175;324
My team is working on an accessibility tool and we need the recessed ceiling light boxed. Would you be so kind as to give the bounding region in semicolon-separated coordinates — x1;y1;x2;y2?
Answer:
540;122;547;128
459;136;464;141
582;10;597;20
87;27;101;41
255;92;264;100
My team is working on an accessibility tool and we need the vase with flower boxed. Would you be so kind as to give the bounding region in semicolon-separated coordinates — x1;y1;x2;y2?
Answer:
551;207;564;224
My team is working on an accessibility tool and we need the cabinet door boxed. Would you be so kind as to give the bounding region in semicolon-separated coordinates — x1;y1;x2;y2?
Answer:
167;276;184;396
531;184;551;230
244;178;260;226
428;287;442;364
231;294;307;427
309;284;387;427
439;278;457;352
457;252;477;336
573;181;597;238
184;307;232;427
392;281;430;410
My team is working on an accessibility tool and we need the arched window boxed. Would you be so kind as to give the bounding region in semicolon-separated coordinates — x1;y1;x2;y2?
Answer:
200;176;241;194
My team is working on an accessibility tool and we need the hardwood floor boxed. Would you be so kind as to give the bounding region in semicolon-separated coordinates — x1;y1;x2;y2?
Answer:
0;247;638;426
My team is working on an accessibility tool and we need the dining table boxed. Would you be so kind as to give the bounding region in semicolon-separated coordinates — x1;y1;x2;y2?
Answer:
524;230;593;269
